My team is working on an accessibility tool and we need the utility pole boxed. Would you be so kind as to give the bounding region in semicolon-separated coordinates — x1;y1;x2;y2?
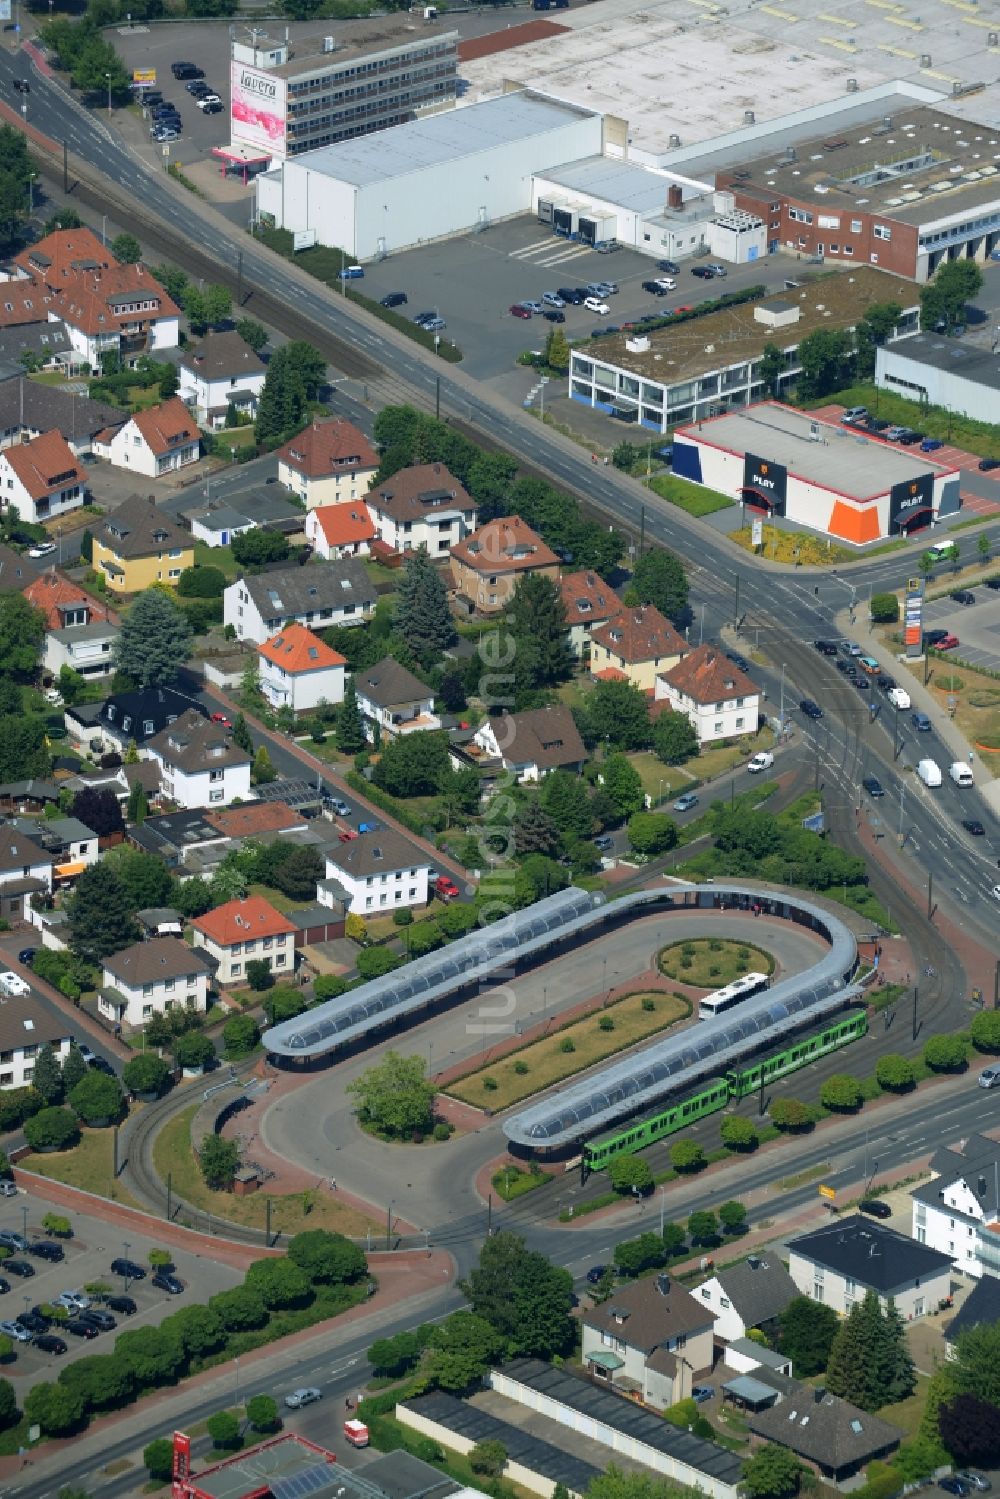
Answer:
927;872;933;922
435;375;440;421
487;1192;493;1235
639;504;645;556
734;573;740;630
912;984;919;1042
893;700;901;762
63;139;68;194
898;782;905;845
779;662;786;728
236;249;243;308
265;1196;272;1247
165;1172;172;1223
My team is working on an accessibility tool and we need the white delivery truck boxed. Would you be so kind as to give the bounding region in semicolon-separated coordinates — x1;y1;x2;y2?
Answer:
747;751;775;773
887;688;911;710
917;759;942;788
949;762;974;787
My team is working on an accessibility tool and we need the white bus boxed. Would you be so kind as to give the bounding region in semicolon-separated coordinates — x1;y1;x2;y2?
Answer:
699;971;771;1019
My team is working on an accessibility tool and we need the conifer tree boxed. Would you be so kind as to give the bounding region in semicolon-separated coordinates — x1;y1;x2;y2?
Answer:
337;679;366;755
32;1043;64;1105
127;780;148;825
68;865;140;963
232;712;254;756
394;547;454;667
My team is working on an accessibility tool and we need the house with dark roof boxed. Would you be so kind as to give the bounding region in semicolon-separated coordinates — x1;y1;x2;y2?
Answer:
146;708;252;810
223;559;375;644
581;1272;714;1408
0;371;123;456
655;643;761;745
0;320;75;373
473;705;586;782
320;826;431;916
559;570;620;658
100;936;212;1030
746;1384;902;1485
589;604;687;691
944;1274;1000;1358
94;396;200;479
66;686;205;755
354;657;439;741
178;330;266;429
450;515;557;614
788;1216;953;1320
92;494;194;594
0;429;87;524
0;543;42;589
366;462;476;557
277;418;378;510
911;1132;1000;1279
185;489;305;549
695;1251;799;1343
0;823;52;924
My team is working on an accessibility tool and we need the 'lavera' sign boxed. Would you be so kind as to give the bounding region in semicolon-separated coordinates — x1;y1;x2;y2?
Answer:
230;60;286;152
238;69;277;99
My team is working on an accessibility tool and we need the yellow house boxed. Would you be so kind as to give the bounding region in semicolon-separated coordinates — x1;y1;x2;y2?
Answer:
589;604;688;692
92;493;193;594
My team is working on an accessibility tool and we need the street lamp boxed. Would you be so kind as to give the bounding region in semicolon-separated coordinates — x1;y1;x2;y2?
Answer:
386;1198;395;1251
105;73;112;116
122;1239;131;1289
21;1203;27;1242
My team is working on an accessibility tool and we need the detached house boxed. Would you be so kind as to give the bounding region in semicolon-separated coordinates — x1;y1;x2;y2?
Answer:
0;995;73;1092
366;463;477;557
25;572;118;680
93;494;194;594
319;827;431;916
589;604;687;693
99;936;211;1030
354;657;439;741
0;824;52;925
146;708;252;809
696;1252;799;1343
258;623;347;714
277;419;377;509
559;571;620;658
192;896;297;986
223;559;375;644
581;1272;714;1408
94;396;200;479
788;1216;952;1320
178;330;266;429
473;705;586;783
450;515;557;614
0;429;86;524
24;571;93;631
304;503;376;561
911;1132;1000;1280
655;645;761;746
0;374;123;458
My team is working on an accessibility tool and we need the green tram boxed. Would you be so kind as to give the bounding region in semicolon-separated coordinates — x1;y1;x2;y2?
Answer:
583;1007;868;1174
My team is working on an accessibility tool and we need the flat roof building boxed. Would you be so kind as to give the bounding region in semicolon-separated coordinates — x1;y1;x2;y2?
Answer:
877;331;1000;425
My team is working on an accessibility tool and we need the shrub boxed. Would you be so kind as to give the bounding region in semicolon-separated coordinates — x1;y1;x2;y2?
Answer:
174;1032;215;1071
598;1015;614;1032
820;1074;864;1112
641;997;655;1012
24;1105;80;1151
122;1054;170;1097
393;908;413;927
923;1034;968;1073
144;1438;175;1482
670;1139;705;1173
245;959;275;992
482;1077;498;1092
432;1122;451;1141
207;1410;242;1450
770;1098;814;1132
875;1054;916;1093
870;592;900;624
559;1037;575;1053
720;1116;758;1152
513;1060;529;1075
312;974;347;1002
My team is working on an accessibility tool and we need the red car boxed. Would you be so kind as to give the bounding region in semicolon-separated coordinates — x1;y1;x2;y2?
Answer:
338;828;359;842
509;303;532;319
937;634;960;650
434;875;460;901
211;713;230;726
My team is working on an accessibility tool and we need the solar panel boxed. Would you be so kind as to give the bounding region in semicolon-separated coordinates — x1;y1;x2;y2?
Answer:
270;1464;336;1499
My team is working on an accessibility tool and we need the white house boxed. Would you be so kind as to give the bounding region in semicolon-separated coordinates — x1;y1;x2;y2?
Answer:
788;1216;953;1321
354;657;439;741
695;1253;799;1344
472;706;587;783
304;503;376;560
0;997;73;1091
178;330;266;429
99;936;211;1030
44;620;118;680
93;397;200;479
911;1133;1000;1280
0;824;53;925
655;644;761;746
223;558;375;644
257;622;346;714
43;817;99;876
277;419;378;509
318;827;430;916
191;895;297;986
145;708;252;809
0;429;86;524
366;463;477;556
581;1273;715;1409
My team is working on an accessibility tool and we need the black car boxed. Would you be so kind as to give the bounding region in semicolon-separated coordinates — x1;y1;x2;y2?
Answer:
800;699;824;720
34;1333;67;1355
79;1308;116;1331
542;310;566;323
962;819;986;836
642;280;669;296
558;287;583;304
814;640;838;655
199;101;223;115
65;1318;99;1338
186;79;210;95
877;675;896;692
0;1278;9;1295
866;417;890;432
89;1056;115;1076
142;91;163;107
573;287;590;302
16;1311;48;1335
950;590;975;605
28;1242;63;1263
171;61;203;79
854;676;871;692
862;775;885;798
658;259;680;274
110;1258;146;1281
152;1271;184;1295
985;578;1000;591
727;652;751;671
690;265;714;278
586;1264;608;1285
859;1198;892;1220
17;947;36;965
978;457;1000;472
897;430;924;445
925;628;950;646
102;1294;137;1316
835;658;850;674
379;292;407;308
5;1260;34;1278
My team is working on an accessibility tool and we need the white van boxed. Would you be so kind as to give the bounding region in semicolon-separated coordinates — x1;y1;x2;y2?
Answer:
887;688;911;711
917;758;942;788
949;762;974;787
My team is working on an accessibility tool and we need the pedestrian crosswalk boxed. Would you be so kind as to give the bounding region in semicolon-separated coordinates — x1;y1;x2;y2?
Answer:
508;234;597;269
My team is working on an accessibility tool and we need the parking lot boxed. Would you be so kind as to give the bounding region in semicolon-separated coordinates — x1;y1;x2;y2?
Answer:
0;1189;241;1386
921;588;1000;672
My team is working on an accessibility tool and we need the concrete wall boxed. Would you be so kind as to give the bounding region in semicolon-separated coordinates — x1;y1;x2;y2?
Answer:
395;1406;574;1499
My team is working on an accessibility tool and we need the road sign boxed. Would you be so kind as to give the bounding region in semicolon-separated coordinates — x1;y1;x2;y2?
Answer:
818;1184;836;1201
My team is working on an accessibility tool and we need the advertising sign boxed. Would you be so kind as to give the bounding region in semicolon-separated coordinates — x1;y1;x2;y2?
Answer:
0;2;13;20
230;59;286;154
818;1185;836;1201
889;472;933;536
172;1431;191;1495
293;228;317;251
743;451;787;516
904;575;923;658
751;516;763;548
132;67;156;86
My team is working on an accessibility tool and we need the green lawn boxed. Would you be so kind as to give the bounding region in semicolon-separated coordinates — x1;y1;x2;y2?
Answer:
659;937;775;986
627;751;694;801
248;882;299;914
193;542;239;580
646;474;733;518
22;1128;143;1210
879;1373;930;1437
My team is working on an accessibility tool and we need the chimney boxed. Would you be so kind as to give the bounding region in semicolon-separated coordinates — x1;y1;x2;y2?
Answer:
668;184;683;210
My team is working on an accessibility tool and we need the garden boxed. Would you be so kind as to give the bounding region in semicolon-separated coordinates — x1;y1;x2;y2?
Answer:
658;938;775;988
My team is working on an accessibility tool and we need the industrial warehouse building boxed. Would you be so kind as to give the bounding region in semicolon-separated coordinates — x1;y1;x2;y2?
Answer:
672;403;961;545
876;332;1000;424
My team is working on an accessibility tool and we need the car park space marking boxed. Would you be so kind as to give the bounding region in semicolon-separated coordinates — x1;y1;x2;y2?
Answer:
536;245;595;266
509;238;565;259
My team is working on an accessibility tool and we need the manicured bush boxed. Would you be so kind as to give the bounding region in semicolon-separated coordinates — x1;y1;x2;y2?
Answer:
820;1074;864;1112
174;1032;216;1071
312;974;348;1002
122;1053;171;1097
24;1105;80;1151
923;1034;968;1072
69;1070;125;1125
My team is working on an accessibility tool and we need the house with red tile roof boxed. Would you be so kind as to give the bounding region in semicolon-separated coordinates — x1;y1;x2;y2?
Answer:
304;502;376;560
277;419;378;509
258;623;347;714
450;515;558;614
366;463;477;558
559;570;620;658
0;429;86;524
93;396;200;478
590;604;688;692
191;895;297;986
23;571;93;631
654;644;761;745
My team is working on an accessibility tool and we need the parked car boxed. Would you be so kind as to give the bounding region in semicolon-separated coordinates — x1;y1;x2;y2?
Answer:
978;457;1000;472
186;79;209;95
28;1242;63;1263
658;259;680;273
0;1320;31;1343
357;822;381;835
171;61;203;79
937;634;960;650
691;1385;714;1403
55;1291;89;1312
27;542;56;558
17;947;36;966
920;436;944;452
542;309;566;323
4;1259;32;1278
726;652;751;671
285;1387;322;1409
859;1198;892;1219
422;317;446;332
35;1333;67;1355
110;1258;146;1281
79;1308;116;1332
0;1232;27;1253
896;429;923;445
704;263;727;277
558;287;583;304
813;639;838;655
690;266;714;279
380;292;407;308
541;291;565;307
985;578;1000;591
593;835;613;850
924;628;949;646
0;1276;10;1292
866;417;890;432
585;1264;608;1285
583;297;610;314
16;1311;49;1335
433;875;460;901
955;1476;991;1493
747;752;774;773
939;1481;971;1497
324;797;350;818
152;1270;184;1295
673;793;699;813
199;101;223;115
65;1318;100;1339
841;406;868;424
642;279;668;295
950;590;975;605
799;699;824;720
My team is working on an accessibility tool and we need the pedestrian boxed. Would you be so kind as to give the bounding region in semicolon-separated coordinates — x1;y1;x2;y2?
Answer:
603;456;610;466
330;1177;337;1191
591;453;598;464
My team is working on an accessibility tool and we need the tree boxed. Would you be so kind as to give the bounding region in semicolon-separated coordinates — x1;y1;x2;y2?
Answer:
425;1310;500;1393
255;347;307;444
652;712;699;766
23;1381;85;1436
201;284;232;329
819;1074;863;1112
876;1054;916;1092
122;1054;170;1097
114;590;192;687
198;1134;239;1190
61;1046;89;1094
246;1395;280;1434
978;531;991;566
826;1290;910;1411
369;1330;423;1376
107;847;174;912
393;548;455;667
769;1098;814;1132
614;1233;665;1277
608;1155;653;1194
68;865;139;963
374;731;451;798
24;1104;79;1151
923;1034;967;1072
144;1438;175;1482
627;811;677;856
68;1070;124;1124
513;800;562;859
952;1318;1000;1408
231;712;254;756
115;1325;185;1388
244;1257;312;1309
337;677;366;754
795;326;855;399
271;845;323;902
586;679;652;752
285;341;326;400
869;592;900;624
245;959;275;993
126;780;148;826
718;1200;747;1235
356;947;401;980
287;1229;366;1285
758;342;785;397
661;1223;686;1257
235;318;269;354
939;1394;1000;1468
252;746;277;785
669;1139;705;1173
631;548;689;626
540;770;593;841
162;1304;225;1361
920;259;982;333
71;787;124;839
348;1051;435;1138
59;1352;134;1411
776;1295;838;1377
178;565;227;599
0;1376;16;1431
460;1232;576;1360
970;1010;1000;1052
508;573;572;698
720;1116;758;1152
208;1286;267;1333
0;592;46;677
231;529;289;568
32;1043;64;1105
854;301;903;379
544;324;571;372
688;1209;718;1246
602;755;644;819
174;1032;215;1071
513;853;567;907
111;232;142;263
470;1440;508;1478
0;715;50;782
223;1014;260;1058
743;1444;802;1499
207;1410;241;1450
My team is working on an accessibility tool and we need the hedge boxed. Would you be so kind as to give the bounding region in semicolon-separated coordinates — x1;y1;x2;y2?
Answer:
344;772;429;837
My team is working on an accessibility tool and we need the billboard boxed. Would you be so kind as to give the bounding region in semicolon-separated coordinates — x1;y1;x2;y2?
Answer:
0;2;11;20
231;60;286;154
889;472;933;535
743;451;787;516
904;576;924;658
132;67;156;86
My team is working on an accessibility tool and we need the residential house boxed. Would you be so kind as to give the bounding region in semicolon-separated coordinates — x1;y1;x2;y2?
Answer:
0;780;61;815
24;571;94;631
13;816;100;880
186;490;304;550
581;1272;714;1408
318;827;431;916
92;494;194;593
44;619;118;680
99;936;211;1030
787;1216;952;1320
191;895;297;986
0;995;73;1091
943;1275;1000;1358
0;823;52;924
589;604;687;693
366;462;476;557
0;429;86;524
911;1132;1000;1280
450;514;557;614
178;330;266;429
223;559;375;644
277;419;378;509
67;686;204;756
655;645;761;746
258;622;347;714
0;373;123;456
354;657;439;741
559;570;620;658
746;1386;902;1485
0;542;42;589
722;1339;794;1379
0;320;75;374
304;503;376;560
473;705;586;783
146;708;252;810
93;397;200;479
205;803;307;841
695;1253;799;1343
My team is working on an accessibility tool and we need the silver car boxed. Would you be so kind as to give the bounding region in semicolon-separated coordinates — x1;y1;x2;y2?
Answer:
0;1320;31;1343
285;1387;322;1409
